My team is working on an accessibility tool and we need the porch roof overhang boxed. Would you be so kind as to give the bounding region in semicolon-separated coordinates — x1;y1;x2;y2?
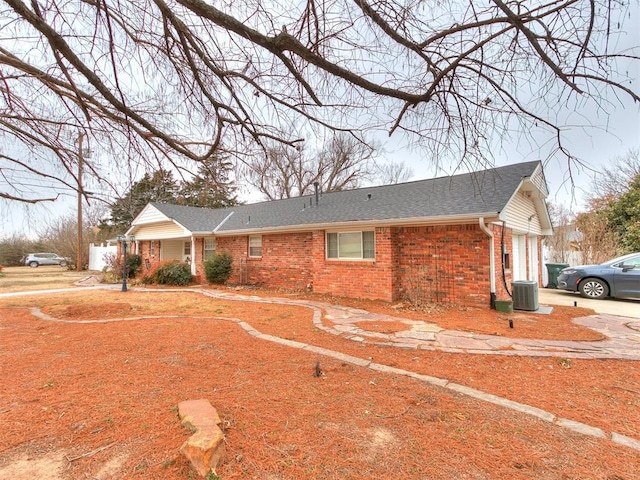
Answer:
125;219;192;240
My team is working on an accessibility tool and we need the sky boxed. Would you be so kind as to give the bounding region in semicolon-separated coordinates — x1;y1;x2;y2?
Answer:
2;103;637;240
1;3;639;239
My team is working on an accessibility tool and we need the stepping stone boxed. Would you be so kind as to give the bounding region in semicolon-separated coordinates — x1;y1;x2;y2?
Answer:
178;399;225;477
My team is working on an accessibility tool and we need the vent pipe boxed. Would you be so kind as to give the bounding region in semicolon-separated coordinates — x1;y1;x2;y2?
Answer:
314;182;320;206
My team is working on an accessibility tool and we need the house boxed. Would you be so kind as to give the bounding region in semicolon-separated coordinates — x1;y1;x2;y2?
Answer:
124;161;552;307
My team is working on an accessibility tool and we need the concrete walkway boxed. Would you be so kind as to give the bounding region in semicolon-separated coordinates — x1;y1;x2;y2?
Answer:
539;288;640;319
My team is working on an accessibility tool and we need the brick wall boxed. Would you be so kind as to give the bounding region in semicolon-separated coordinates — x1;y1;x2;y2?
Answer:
311;227;395;302
216;233;314;289
136;240;164;275
394;224;491;306
137;223;540;307
493;224;513;301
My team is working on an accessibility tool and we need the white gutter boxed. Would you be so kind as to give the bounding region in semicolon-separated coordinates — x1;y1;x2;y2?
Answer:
478;217;496;296
211;212;500;237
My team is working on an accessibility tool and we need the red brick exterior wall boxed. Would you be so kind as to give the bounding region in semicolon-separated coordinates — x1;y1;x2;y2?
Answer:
204;230;396;301
394;224;491;306
136;240;163;275
311;227;395;301
493;224;513;301
216;233;315;288
133;223;542;307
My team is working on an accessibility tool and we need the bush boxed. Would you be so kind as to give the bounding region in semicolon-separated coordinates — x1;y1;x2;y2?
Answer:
126;254;142;278
101;252;122;283
153;260;192;286
204;252;233;284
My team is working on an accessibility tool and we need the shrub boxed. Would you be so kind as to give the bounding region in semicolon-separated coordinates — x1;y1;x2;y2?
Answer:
204;252;233;284
153;260;192;286
126;254;142;278
102;252;142;281
101;252;122;283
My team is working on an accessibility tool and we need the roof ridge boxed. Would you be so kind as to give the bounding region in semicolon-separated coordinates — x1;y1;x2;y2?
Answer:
208;160;543;208
138;161;545;234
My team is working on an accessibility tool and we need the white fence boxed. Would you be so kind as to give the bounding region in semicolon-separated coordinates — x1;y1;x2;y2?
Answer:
88;242;118;271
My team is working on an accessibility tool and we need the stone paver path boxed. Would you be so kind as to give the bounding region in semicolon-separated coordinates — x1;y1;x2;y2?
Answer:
194;288;640;361
2;285;639;360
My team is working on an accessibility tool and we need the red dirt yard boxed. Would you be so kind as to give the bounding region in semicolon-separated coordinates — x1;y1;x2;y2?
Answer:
0;286;638;479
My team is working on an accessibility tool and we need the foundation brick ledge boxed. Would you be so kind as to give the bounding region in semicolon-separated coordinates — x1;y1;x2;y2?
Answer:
178;399;225;477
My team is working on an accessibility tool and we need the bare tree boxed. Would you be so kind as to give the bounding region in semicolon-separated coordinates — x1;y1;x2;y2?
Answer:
1;0;638;207
591;148;640;200
246;133;379;199
575;198;621;264
38;208;105;268
374;161;414;185
544;203;577;263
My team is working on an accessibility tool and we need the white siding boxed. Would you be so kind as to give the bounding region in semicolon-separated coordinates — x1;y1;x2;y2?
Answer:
530;166;549;196
133;222;189;240
136;205;169;224
503;192;543;235
161;240;183;261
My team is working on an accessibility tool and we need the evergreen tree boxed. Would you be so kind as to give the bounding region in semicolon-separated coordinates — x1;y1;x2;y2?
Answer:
103;169;179;233
608;175;640;253
179;157;239;208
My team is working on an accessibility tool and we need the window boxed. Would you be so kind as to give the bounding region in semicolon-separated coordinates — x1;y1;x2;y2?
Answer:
249;236;262;257
184;241;191;256
615;255;640;268
326;231;375;260
204;239;215;261
150;241;156;256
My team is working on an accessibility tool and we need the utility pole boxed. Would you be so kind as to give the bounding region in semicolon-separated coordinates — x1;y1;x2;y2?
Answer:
77;132;85;272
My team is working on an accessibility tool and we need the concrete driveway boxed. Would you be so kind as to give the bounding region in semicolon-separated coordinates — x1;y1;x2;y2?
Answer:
539;288;640;319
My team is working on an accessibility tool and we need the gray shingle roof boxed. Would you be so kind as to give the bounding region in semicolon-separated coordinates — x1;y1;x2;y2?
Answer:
151;161;542;233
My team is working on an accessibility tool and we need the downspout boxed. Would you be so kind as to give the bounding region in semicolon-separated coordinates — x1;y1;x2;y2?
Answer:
500;221;512;298
479;217;496;309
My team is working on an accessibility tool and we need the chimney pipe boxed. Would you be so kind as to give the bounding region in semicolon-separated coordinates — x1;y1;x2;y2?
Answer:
314;182;319;206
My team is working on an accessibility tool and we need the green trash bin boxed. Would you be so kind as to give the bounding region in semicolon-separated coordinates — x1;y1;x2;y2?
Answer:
545;263;570;289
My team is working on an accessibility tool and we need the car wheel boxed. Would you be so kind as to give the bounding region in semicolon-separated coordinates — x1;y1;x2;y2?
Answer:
578;278;609;299
59;260;68;268
29;261;39;268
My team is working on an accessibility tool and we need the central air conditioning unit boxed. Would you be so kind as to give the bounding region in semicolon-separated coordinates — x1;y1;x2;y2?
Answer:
512;280;539;311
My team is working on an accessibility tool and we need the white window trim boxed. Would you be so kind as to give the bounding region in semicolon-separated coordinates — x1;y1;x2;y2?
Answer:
326;230;375;261
248;235;262;258
204;238;216;261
